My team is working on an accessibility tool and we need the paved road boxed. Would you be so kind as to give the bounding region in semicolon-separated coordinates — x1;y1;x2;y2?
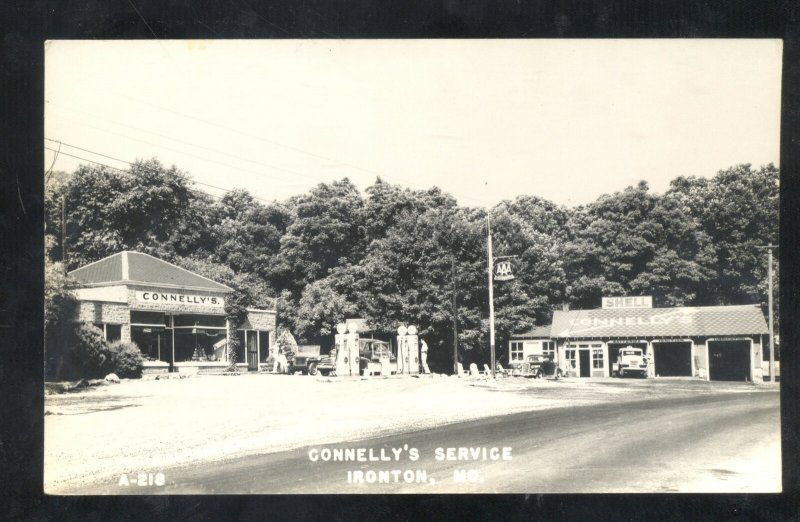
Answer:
80;390;780;494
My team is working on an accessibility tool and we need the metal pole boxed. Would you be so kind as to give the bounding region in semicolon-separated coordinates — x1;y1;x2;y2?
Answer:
768;247;775;383
61;193;67;263
488;215;495;379
452;256;458;375
757;244;777;383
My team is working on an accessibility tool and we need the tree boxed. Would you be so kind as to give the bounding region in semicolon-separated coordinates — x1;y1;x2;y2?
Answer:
563;181;709;308
44;241;80;379
270;179;366;294
667;163;779;305
208;190;286;282
49;159;200;269
488;199;569;346
223;288;250;372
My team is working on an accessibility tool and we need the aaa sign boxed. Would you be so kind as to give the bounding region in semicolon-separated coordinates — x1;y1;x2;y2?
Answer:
494;261;514;281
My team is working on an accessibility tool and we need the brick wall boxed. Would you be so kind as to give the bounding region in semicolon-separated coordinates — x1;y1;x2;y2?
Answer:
244;310;276;331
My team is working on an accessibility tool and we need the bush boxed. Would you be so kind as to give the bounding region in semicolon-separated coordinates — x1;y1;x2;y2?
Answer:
107;341;144;378
63;323;111;380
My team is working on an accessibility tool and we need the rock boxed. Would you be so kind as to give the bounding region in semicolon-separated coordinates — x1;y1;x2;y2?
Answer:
88;379;106;387
45;382;70;394
104;373;120;383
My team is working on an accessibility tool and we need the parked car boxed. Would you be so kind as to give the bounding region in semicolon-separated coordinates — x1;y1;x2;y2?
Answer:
511;354;562;378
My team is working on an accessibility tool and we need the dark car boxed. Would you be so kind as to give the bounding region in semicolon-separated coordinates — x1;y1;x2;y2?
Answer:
513;354;562;378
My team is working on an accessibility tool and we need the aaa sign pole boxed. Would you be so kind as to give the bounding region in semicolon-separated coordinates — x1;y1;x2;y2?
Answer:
487;215;496;379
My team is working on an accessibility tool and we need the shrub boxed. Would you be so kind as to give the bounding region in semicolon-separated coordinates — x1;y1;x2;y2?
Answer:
276;327;298;356
107;341;144;378
63;323;111;380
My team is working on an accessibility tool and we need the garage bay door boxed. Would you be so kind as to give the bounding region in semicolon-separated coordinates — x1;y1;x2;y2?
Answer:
652;341;692;377
708;340;751;381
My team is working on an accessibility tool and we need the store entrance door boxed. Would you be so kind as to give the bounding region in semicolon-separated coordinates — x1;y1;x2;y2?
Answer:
247;331;259;371
579;350;591;377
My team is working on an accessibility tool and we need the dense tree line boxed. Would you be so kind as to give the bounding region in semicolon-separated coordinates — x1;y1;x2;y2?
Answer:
45;160;778;372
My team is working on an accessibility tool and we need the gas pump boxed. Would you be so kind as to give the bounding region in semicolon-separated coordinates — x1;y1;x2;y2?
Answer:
396;325;420;375
334;322;361;376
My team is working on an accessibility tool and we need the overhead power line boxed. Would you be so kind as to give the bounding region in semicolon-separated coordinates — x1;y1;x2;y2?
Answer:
44;146;228;203
90;95;494;206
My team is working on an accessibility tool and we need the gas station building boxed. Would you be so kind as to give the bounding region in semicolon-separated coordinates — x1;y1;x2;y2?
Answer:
69;251;276;373
510;299;769;381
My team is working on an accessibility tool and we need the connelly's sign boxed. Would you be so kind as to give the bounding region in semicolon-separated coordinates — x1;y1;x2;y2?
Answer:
602;296;652;309
134;291;224;308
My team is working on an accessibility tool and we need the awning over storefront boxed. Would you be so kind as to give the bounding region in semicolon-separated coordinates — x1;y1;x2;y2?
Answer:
551;305;768;339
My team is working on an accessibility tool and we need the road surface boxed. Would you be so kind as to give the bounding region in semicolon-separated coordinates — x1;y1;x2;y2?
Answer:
75;390;780;494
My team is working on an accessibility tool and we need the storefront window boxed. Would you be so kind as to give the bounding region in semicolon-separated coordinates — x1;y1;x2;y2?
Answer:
592;349;604;368
510;341;524;361
168;313;229;362
173;327;224;362
565;349;577;369
131;325;170;362
259;331;270;362
542;341;555;359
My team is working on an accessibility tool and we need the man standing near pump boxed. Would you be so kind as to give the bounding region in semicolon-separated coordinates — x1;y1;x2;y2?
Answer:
420;338;431;374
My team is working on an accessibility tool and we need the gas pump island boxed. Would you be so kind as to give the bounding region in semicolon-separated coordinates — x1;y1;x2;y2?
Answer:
322;321;421;377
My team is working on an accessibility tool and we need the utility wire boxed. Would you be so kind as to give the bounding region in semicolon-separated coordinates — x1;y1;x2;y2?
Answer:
43;140;304;204
47;118;327;186
44;146;226;202
49;101;493;206
106;94;494;206
45;139;62;183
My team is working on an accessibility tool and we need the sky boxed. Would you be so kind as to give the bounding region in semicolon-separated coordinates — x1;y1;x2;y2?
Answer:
44;39;782;208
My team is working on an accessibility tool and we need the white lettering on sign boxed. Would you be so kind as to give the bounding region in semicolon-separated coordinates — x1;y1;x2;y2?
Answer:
494;261;514;281
569;315;692;328
602;296;652;309
134;291;225;308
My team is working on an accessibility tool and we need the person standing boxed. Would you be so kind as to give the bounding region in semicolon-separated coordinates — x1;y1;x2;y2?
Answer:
420;339;430;374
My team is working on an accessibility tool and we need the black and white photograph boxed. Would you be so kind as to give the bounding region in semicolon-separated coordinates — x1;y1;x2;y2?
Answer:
42;39;781;494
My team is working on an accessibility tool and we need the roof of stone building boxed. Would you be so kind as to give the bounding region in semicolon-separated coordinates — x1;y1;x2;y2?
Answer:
69;251;233;292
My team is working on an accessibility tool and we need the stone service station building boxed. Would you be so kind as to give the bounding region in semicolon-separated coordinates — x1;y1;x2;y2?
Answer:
69;251;276;373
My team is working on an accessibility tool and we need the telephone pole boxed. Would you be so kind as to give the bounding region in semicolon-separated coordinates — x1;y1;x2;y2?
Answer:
756;245;777;382
61;194;67;264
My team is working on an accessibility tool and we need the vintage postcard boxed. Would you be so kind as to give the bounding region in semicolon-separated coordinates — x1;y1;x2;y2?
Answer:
43;39;781;494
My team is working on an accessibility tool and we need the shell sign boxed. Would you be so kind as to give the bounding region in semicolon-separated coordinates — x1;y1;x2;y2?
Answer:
494;260;515;281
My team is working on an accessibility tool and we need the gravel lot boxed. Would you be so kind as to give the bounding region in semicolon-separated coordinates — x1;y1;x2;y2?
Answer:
44;373;777;493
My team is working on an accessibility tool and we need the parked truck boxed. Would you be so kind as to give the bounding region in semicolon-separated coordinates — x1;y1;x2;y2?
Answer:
613;347;648;378
286;344;321;376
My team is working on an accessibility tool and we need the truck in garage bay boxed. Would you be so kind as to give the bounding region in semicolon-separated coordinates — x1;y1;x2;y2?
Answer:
613;347;649;378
